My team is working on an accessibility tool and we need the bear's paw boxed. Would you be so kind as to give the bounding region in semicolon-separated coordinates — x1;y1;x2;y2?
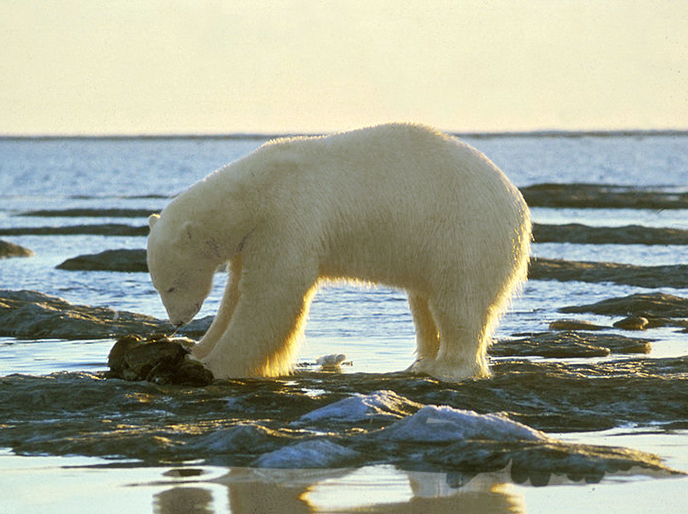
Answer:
408;357;491;382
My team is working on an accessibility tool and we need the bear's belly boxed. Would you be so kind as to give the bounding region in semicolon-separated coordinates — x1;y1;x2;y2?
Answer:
319;236;436;291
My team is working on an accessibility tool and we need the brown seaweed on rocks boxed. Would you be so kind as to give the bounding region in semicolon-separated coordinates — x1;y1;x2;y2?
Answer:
106;334;214;386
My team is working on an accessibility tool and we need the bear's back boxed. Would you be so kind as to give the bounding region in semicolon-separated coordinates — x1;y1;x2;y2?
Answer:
227;123;526;233
254;123;504;197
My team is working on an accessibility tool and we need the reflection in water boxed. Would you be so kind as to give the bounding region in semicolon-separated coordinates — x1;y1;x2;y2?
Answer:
153;466;527;514
152;460;682;513
155;487;214;514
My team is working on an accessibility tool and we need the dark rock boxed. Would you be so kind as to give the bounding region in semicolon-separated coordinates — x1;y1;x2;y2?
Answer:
533;223;688;245
1;357;685;477
613;316;649;331
521;183;688;209
0;289;211;339
106;334;214;386
529;258;688;289
0;224;148;237
560;293;688;331
494;331;652;358
0;240;34;258
52;249;688;294
21;208;157;218
57;249;148;272
425;439;673;486
561;292;688;319
549;319;606;331
55;249;230;274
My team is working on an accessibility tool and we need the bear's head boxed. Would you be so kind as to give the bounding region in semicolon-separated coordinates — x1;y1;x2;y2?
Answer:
147;212;219;327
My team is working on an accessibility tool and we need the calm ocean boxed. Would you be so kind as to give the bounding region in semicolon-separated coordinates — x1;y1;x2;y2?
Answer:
1;132;688;513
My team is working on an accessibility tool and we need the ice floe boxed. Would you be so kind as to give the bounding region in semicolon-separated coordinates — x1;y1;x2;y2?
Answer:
380;405;547;443
254;440;360;469
295;390;420;424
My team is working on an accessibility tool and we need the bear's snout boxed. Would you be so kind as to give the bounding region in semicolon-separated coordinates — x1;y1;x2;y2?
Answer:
167;301;202;328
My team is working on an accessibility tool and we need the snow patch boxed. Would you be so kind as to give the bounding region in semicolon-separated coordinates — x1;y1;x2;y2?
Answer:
254;440;360;469
296;390;419;424
382;405;548;443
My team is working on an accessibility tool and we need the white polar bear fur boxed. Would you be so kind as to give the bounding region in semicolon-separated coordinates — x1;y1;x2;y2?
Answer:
147;123;531;381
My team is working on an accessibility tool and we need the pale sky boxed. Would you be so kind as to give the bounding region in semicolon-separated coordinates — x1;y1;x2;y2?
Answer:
1;0;687;135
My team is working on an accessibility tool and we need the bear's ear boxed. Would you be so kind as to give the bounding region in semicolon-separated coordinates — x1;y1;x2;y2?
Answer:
182;221;199;241
148;214;160;229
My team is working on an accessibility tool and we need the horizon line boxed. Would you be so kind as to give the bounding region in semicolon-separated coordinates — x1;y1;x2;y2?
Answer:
2;127;688;141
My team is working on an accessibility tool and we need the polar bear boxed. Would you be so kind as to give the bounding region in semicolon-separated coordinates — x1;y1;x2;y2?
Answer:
147;123;531;381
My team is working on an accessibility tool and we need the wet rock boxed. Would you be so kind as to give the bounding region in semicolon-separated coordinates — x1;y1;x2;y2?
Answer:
521;183;688;210
0;224;148;237
57;249;148;272
529;258;688;289
106;334;214;386
493;331;652;358
0;363;684;478
548;319;606;331
561;293;688;323
0;289;211;339
51;250;688;292
481;357;688;432
21;208;157;218
419;439;674;485
613;316;649;330
532;223;688;245
0;240;34;258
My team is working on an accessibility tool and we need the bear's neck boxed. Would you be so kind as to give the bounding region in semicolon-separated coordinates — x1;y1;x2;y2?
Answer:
173;168;257;263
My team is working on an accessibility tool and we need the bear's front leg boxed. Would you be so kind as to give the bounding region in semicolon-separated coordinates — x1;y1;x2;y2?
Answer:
200;250;319;378
192;256;242;360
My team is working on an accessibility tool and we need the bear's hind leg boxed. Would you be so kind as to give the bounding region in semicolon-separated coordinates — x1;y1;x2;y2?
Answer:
412;293;492;381
408;292;440;362
192;256;242;359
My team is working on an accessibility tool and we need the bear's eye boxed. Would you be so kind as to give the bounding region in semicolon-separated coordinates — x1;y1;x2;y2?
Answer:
166;287;176;293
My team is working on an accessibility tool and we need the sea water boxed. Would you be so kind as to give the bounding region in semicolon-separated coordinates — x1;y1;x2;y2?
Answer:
1;133;688;513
